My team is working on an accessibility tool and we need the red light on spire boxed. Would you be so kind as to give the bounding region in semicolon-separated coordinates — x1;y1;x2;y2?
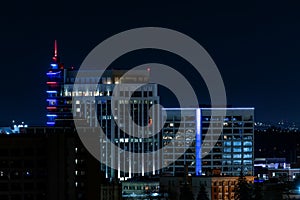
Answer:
54;40;58;57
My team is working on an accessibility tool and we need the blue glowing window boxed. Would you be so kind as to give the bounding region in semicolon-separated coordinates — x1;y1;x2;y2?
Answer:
233;160;241;165
243;147;252;152
243;154;252;158
233;154;242;158
233;141;241;146
244;160;252;165
224;141;231;146
223;154;231;159
243;141;252;146
233;148;242;152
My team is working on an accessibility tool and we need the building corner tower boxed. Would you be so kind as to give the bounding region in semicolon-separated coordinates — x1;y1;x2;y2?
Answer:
46;40;72;127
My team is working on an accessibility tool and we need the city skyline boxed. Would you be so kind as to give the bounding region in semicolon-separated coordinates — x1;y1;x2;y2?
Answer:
1;2;300;126
0;2;299;199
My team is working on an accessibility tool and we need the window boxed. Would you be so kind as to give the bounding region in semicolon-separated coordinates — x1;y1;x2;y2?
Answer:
233;141;241;146
244;160;252;165
233;148;242;152
233;160;241;165
233;154;242;158
243;141;252;146
224;141;231;146
243;147;252;152
243;154;252;158
223;154;231;159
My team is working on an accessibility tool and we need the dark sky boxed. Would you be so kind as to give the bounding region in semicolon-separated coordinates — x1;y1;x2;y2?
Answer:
0;1;299;126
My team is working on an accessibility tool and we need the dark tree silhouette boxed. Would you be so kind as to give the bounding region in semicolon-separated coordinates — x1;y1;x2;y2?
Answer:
180;183;194;200
196;184;209;200
234;171;252;200
253;183;264;200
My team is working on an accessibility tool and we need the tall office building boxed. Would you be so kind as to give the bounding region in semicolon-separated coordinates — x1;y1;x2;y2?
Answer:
161;108;254;176
69;69;161;180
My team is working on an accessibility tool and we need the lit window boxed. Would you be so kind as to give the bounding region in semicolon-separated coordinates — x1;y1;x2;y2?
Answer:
233;148;242;152
243;141;252;146
233;154;241;158
233;160;241;165
243;147;252;152
233;141;241;146
224;141;231;146
107;77;111;84
244;160;252;165
223;154;231;159
76;100;80;104
243;154;252;158
115;77;119;84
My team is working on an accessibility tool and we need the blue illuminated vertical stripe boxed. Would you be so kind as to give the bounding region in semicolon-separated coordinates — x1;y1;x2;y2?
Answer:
196;108;202;176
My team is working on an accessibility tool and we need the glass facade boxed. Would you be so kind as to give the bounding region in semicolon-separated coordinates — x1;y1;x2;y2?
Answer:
161;108;254;176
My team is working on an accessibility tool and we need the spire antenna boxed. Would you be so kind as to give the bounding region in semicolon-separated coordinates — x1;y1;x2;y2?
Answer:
54;40;58;57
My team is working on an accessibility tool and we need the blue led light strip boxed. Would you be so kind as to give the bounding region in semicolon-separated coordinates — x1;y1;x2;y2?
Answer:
46;71;61;75
47;122;55;125
46;114;57;117
46;91;57;93
195;108;202;176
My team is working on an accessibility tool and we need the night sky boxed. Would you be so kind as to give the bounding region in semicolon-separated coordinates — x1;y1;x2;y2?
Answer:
0;1;299;126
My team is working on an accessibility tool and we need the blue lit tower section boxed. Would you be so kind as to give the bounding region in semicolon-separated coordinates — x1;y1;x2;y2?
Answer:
46;40;72;126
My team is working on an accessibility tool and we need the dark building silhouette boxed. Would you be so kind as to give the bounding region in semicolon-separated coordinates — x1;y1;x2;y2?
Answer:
0;127;106;200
